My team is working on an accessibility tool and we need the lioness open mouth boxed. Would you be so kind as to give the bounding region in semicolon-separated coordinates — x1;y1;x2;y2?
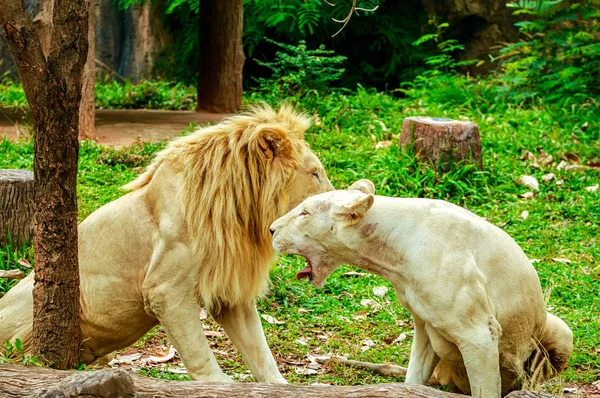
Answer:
297;257;313;281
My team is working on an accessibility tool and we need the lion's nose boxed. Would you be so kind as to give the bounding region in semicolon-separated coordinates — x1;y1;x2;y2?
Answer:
269;227;276;235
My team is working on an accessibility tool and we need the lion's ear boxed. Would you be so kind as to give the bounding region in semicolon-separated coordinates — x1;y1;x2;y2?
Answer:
348;179;375;195
333;193;374;224
257;129;292;162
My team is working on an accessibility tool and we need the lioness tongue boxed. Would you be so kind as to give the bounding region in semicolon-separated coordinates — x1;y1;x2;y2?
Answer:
296;266;312;280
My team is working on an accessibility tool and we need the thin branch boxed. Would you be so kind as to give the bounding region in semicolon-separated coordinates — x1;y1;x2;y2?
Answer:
318;356;408;377
326;0;379;37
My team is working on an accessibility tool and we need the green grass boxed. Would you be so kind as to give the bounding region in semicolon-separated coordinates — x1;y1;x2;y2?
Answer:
0;78;598;389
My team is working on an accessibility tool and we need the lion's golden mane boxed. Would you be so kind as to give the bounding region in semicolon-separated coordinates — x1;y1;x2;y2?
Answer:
124;104;311;312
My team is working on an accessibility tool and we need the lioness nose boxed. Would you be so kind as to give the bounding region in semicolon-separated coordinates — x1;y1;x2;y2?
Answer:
269;227;276;235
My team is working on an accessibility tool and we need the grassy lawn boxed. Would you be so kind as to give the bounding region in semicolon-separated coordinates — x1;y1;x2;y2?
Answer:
0;84;598;392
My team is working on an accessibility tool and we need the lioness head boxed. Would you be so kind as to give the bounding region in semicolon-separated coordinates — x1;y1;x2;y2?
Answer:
270;179;376;287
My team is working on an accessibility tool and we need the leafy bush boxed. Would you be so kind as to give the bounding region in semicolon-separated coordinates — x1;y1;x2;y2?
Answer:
495;0;600;104
95;80;196;110
255;40;347;97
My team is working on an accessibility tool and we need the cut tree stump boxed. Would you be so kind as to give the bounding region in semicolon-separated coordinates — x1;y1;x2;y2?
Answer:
399;117;483;171
0;365;557;397
0;170;34;246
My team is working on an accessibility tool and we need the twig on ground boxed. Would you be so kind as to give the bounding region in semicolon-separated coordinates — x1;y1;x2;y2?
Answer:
317;356;408;377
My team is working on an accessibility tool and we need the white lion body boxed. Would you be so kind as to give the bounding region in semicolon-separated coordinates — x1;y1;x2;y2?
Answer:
270;182;573;396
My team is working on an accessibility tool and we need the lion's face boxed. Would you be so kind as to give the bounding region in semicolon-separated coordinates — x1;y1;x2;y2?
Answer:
271;179;375;288
285;144;335;211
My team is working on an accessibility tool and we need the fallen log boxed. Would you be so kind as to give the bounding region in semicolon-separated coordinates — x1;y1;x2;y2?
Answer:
0;170;34;246
0;364;460;397
0;364;557;397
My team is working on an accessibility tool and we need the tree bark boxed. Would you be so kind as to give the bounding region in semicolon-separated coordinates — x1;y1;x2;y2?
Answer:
399;116;483;172
0;0;88;369
79;0;96;141
197;0;245;113
0;170;34;246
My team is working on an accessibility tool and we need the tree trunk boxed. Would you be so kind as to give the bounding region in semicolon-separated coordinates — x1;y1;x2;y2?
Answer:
197;0;245;113
0;0;89;369
0;170;34;246
0;365;558;397
399;116;483;172
79;0;96;141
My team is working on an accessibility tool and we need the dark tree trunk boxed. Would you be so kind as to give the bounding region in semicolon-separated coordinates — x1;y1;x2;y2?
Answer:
197;0;245;113
0;0;88;369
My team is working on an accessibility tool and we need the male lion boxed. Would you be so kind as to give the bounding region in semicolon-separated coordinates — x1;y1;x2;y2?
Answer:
270;180;573;396
0;104;334;382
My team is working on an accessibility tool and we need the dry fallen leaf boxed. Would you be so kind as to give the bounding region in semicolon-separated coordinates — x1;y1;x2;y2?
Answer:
372;286;389;298
0;269;25;280
538;151;554;166
361;338;376;352
520;211;529;220
17;259;32;268
294;367;319;375
115;353;141;363
552;258;573;264
530;259;541;264
542;173;555;183
199;308;208;320
585;184;598;193
375;141;393;150
521;150;536;161
521;192;535;199
296;339;308;346
261;314;285;325
392;333;408;344
557;160;568;170
166;367;188;374
298;308;310;314
517;175;539;191
353;310;369;320
204;330;224;338
147;346;176;364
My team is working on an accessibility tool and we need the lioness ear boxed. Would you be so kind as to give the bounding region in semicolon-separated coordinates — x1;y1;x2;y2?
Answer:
257;129;292;161
334;193;375;224
348;179;375;195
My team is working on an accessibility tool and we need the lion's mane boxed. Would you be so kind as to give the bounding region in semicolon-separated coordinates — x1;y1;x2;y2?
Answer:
124;104;311;313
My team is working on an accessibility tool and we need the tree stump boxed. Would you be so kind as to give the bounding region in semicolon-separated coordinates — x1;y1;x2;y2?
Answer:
399;117;483;171
0;170;34;246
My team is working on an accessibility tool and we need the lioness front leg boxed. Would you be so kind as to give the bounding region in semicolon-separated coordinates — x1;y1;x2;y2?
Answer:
216;302;287;383
405;317;440;385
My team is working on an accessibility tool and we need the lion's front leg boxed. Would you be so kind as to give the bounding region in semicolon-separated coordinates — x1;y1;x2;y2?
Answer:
143;243;232;382
216;302;287;383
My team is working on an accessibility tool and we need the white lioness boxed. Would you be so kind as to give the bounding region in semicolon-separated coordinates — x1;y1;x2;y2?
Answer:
0;104;334;382
270;180;573;396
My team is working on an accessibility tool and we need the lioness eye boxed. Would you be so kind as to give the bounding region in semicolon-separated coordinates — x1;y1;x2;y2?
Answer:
299;210;309;217
312;172;320;181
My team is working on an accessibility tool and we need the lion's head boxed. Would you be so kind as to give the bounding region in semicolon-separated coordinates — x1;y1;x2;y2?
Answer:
125;103;334;311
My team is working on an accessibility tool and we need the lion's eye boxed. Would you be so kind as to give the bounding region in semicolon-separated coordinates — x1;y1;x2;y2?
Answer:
312;172;320;181
299;210;309;217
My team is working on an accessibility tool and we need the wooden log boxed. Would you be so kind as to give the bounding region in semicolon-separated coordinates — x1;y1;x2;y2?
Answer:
0;364;557;397
0;170;34;246
317;356;408;377
399;117;483;171
0;364;462;397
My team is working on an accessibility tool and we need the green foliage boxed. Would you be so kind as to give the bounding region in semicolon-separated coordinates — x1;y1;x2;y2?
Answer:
495;0;600;104
95;79;196;110
0;234;33;298
0;79;197;111
255;40;347;97
1;338;42;366
411;21;479;77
